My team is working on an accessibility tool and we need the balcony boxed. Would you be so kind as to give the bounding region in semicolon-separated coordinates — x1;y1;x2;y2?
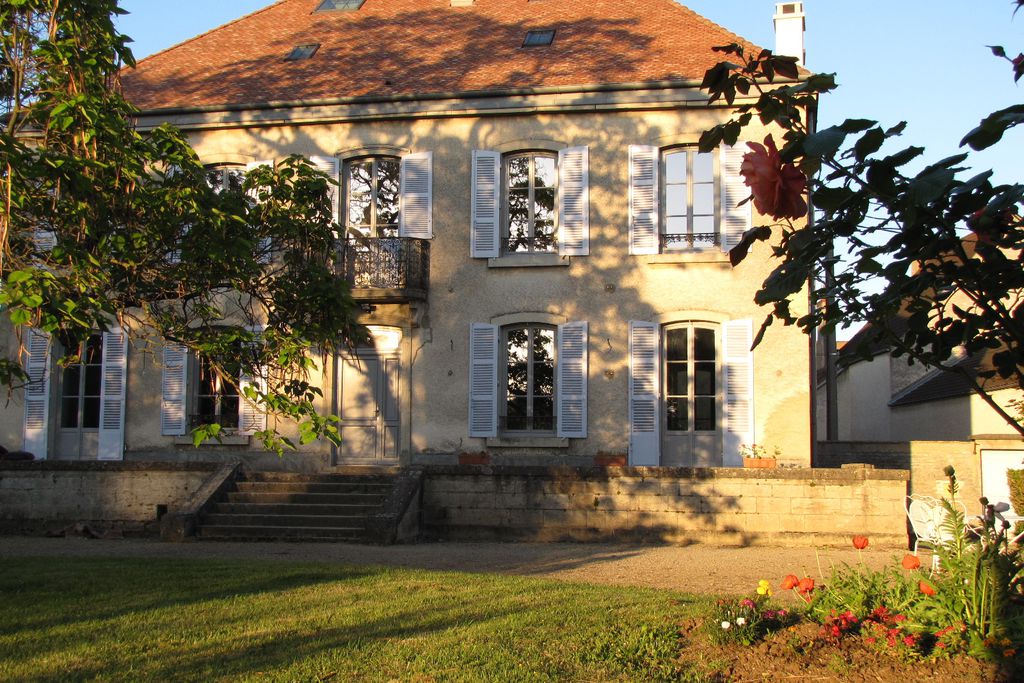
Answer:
340;236;429;303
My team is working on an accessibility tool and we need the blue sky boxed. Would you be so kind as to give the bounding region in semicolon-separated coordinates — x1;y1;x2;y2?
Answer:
116;1;1022;186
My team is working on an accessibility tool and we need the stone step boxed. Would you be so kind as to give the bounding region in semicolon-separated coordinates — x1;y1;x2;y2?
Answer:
197;524;365;541
245;470;399;483
235;481;393;495
213;502;381;516
203;512;368;528
225;491;388;506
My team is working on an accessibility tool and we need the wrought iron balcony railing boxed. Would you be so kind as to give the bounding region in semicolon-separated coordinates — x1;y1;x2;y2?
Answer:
340;236;429;300
660;232;720;250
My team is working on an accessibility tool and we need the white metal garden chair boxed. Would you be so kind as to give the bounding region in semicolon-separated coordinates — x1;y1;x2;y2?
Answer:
905;494;966;572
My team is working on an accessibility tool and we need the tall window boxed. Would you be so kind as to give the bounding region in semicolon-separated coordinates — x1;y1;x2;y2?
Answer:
192;353;241;429
205;166;245;194
505;152;557;253
503;325;556;433
345;156;400;237
661;148;718;250
60;334;103;430
664;324;718;433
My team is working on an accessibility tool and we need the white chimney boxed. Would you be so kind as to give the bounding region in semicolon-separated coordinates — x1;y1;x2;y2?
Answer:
774;2;806;66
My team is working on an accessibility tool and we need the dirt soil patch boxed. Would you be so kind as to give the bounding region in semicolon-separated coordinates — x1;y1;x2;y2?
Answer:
680;619;1009;682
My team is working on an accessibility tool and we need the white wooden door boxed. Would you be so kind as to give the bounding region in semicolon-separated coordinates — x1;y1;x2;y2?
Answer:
337;351;399;463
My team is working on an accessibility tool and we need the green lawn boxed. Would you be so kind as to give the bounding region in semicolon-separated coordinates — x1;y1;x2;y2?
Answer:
0;557;717;682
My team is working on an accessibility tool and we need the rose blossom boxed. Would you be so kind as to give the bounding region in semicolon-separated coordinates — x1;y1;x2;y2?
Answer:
740;135;808;220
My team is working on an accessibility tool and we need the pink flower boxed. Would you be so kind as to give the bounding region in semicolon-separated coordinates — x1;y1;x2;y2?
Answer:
740;135;808;220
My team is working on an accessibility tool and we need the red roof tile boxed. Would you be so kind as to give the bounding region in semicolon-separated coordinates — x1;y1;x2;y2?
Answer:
121;0;763;111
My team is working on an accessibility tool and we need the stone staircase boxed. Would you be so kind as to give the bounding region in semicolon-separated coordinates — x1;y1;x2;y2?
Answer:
195;469;419;543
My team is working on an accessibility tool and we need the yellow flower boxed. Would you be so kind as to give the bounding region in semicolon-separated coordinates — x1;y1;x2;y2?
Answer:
756;579;772;596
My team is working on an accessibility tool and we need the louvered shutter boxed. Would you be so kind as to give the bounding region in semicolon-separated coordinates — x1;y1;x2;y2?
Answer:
720;144;751;253
239;329;268;436
247;160;274;263
558;146;589;256
557;321;588;438
399;151;433;239
22;329;51;458
629;145;659;255
723;319;754;467
161;343;188;436
98;328;127;460
628;321;660;465
468;323;498;437
471;150;501;258
33;230;56;253
309;155;340;225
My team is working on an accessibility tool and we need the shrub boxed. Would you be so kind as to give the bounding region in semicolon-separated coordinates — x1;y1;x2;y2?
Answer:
1007;469;1024;517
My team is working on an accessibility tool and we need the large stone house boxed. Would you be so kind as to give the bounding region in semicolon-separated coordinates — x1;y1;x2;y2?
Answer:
2;0;815;472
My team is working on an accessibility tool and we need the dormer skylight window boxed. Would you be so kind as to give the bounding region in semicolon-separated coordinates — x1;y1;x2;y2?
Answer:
286;44;320;61
316;0;365;11
522;29;556;48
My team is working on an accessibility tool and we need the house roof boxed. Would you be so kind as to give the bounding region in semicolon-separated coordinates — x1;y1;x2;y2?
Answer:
889;348;1020;407
120;0;764;112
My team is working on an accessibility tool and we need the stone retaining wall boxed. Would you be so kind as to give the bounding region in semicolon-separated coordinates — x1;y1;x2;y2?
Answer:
0;461;217;535
421;464;910;547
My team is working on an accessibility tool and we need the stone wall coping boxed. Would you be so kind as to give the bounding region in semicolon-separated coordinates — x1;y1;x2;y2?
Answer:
420;464;909;482
0;461;220;473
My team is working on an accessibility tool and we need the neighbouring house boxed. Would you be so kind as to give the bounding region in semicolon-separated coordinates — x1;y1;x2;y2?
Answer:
1;0;816;471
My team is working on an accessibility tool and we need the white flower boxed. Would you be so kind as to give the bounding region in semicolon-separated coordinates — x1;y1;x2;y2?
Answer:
721;621;731;629
736;617;746;626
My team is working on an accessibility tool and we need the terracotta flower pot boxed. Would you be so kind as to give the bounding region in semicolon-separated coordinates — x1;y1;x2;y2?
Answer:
743;457;777;469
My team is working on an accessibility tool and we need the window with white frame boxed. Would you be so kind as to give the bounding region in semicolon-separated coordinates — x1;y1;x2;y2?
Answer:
504;152;557;253
663;323;718;434
58;333;103;430
661;148;719;250
345;156;400;238
205;165;245;194
502;325;556;432
192;350;242;430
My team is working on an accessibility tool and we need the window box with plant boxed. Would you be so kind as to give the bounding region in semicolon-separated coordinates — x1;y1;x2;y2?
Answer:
739;443;779;468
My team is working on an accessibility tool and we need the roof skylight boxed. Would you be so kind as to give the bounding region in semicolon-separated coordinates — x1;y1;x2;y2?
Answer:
522;30;556;48
316;0;365;11
286;44;320;61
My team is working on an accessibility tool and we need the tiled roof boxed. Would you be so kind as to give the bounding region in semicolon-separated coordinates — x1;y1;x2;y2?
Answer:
121;0;763;111
889;349;1020;407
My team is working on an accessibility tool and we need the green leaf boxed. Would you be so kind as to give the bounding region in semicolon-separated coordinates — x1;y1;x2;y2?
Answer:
839;119;876;134
802;127;848;158
853;128;885;161
9;309;31;325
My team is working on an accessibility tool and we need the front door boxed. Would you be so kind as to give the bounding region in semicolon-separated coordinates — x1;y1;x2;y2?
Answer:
661;323;723;467
336;349;400;463
56;334;102;460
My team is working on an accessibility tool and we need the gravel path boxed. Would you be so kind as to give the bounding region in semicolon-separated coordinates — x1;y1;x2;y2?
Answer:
1;536;906;595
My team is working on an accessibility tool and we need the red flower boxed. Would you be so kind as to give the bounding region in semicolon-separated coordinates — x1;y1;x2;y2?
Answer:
797;576;815;595
780;574;799;590
852;535;869;550
919;580;937;596
740;135;808;221
901;554;922;570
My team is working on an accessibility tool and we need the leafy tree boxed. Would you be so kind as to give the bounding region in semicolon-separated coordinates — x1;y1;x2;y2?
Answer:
1;0;365;453
699;2;1024;435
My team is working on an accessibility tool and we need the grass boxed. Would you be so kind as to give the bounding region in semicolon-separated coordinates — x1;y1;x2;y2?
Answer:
0;557;718;682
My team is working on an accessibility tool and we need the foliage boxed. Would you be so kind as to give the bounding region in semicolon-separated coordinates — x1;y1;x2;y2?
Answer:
585;623;688;682
699;5;1024;434
738;443;780;459
808;563;919;621
1007;469;1024;516
1;0;365;452
708;581;795;646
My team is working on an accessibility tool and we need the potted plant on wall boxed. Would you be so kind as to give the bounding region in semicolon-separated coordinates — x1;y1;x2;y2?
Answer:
740;444;779;469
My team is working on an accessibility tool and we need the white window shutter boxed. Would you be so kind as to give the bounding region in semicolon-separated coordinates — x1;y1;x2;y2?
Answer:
22;329;51;458
723;319;755;467
556;321;588;438
239;329;268;436
161;343;188;436
629;145;660;255
399;151;433;239
468;323;498;438
309;155;340;225
720;144;751;253
628;321;660;465
97;328;128;460
558;146;589;256
247;160;274;263
471;150;501;258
